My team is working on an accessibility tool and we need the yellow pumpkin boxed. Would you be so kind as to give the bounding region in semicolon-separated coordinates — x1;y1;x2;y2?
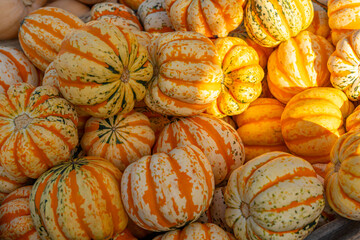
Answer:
306;1;331;41
346;105;360;132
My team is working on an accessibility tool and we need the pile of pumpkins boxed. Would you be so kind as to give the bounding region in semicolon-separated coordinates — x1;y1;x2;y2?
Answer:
1;0;360;239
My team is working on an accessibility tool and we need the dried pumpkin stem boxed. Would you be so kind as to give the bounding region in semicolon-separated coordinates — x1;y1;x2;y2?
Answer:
121;68;130;83
23;0;35;7
14;113;33;131
335;161;341;172
240;201;250;219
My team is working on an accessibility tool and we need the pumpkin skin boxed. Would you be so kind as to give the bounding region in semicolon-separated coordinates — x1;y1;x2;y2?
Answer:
346;105;360;132
119;0;145;10
18;7;84;71
281;87;354;164
121;145;214;232
154;115;244;185
206;37;264;118
0;186;40;240
328;30;360;101
244;0;314;47
0;83;78;180
225;152;325;240
165;0;244;38
54;20;153;118
0;164;29;203
111;229;137;240
306;2;331;41
267;31;334;104
46;0;90;17
234;98;289;162
30;156;128;240
144;32;222;116
81;110;155;171
153;222;234;240
0;46;39;94
138;0;174;34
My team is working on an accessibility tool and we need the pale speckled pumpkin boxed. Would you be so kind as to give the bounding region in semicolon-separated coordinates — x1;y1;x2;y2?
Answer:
153;222;234;240
225;152;324;240
328;30;360;101
144;32;222;116
281;87;354;164
121;145;214;232
306;1;331;41
81;110;155;171
154;115;245;185
30;156;128;240
0;164;29;203
346;105;360;132
165;0;245;38
54;20;153;118
0;185;40;240
244;0;314;47
267;31;334;104
234;98;289;162
206;37;264;118
0;83;78;180
18;7;84;71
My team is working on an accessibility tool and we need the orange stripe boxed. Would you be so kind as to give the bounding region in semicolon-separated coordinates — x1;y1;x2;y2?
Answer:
18;37;49;69
25;18;65;40
26;132;53;168
32;8;83;29
123;119;150;127
33;123;73;150
264;194;323;213
50;176;68;239
0;49;31;83
29;95;53;111
0;207;30;227
202;223;212;239
16;228;38;240
1;193;29;205
34;173;53;234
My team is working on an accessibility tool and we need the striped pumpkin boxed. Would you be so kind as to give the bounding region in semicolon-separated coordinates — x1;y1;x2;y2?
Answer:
225;152;325;240
328;0;360;45
328;30;360;101
165;0;244;38
30;156;128;240
154;115;244;185
111;229;137;240
81;110;155;171
153;223;234;240
325;131;360;220
234;98;289;162
18;7;84;71
0;186;40;240
54;20;153;118
206;37;264;117
138;0;174;34
306;1;331;41
244;0;314;47
0;46;39;94
267;31;334;104
281;87;354;164
0;164;29;203
346;105;360;132
119;0;145;10
121;145;214;232
0;83;78;180
144;31;222;116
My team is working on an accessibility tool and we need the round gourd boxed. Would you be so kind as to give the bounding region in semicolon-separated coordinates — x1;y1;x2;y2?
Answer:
234;98;289;162
306;1;331;40
165;0;244;38
0;83;78;180
154;115;244;185
54;20;153;118
281;87;354;164
121;145;214;232
225;152;325;240
144;31;222;116
46;0;90;17
18;7;84;71
328;30;360;101
206;37;264;117
0;186;40;240
0;164;29;203
267;31;334;104
346;105;360;132
30;156;128;240
244;0;314;47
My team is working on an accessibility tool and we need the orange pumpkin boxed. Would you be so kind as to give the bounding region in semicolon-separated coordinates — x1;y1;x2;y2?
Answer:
346;105;360;132
112;229;137;240
0;164;29;203
306;1;331;41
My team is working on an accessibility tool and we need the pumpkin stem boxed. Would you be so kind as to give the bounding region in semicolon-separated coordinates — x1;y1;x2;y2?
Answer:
240;201;250;219
121;68;130;83
22;0;35;7
335;161;341;172
14;113;33;131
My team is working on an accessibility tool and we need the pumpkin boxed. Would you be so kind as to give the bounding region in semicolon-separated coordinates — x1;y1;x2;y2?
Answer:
0;46;39;94
328;0;360;45
0;186;40;240
153;222;234;240
46;0;90;17
346;105;360;132
233;98;289;162
306;1;331;41
81;110;155;171
0;0;46;40
244;0;314;47
30;156;128;239
121;145;214;232
0;83;78;180
111;229;137;240
78;0;107;4
267;31;334;104
259;73;274;98
54;20;153;118
144;31;222;116
281;87;354;164
328;30;360;101
138;0;174;34
18;7;84;71
119;0;145;10
325;131;360;220
154;115;244;185
206;37;264;118
225;152;325;240
0;164;29;203
165;0;244;38
221;116;237;129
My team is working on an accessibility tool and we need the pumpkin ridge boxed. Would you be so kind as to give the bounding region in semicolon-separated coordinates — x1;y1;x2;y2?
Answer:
0;201;30;225
19;37;50;67
159;74;221;90
0;175;20;186
25;18;65;40
266;0;292;36
251;2;278;42
29;95;52;112
292;37;312;86
201;223;212;239
292;0;306;29
337;174;360;209
196;0;213;37
0;49;31;83
13;133;27;178
32;123;73;150
263;194;323;213
284;131;339;145
33;8;83;28
328;3;360;17
26;130;52;168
